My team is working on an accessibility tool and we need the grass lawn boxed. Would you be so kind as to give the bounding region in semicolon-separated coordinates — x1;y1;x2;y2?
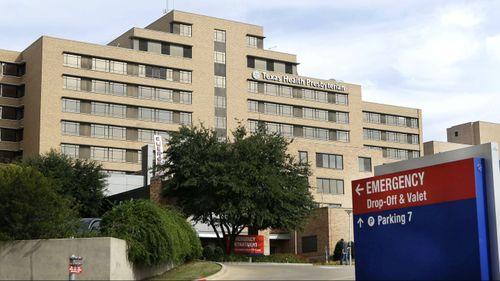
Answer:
151;261;221;280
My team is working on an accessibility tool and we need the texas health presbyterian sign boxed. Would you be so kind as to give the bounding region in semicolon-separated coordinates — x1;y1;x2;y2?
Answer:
352;158;490;280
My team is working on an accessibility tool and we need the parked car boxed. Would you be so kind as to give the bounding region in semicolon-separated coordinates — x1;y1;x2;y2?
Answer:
78;218;101;234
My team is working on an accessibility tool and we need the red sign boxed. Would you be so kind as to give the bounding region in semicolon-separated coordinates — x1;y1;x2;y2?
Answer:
226;235;265;255
352;158;477;215
68;265;83;274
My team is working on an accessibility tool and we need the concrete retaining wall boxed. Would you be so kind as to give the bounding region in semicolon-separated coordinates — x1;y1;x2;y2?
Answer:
0;237;173;280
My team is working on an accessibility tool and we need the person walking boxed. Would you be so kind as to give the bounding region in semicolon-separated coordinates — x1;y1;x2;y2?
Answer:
340;239;348;265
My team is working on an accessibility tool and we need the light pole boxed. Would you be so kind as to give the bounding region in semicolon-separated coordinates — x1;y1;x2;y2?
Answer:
345;209;352;266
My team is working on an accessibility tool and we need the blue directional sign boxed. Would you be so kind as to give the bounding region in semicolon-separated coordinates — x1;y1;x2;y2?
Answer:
352;158;490;280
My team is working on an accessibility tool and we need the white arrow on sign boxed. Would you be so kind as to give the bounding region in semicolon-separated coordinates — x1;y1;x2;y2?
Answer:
355;184;364;196
357;218;364;228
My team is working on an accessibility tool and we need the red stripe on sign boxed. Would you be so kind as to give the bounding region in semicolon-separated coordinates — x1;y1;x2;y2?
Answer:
352;158;477;215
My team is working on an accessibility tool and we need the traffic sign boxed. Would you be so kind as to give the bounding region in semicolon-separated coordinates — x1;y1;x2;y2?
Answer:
352;158;490;280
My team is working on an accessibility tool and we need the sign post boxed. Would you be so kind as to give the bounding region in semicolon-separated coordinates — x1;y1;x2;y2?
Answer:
68;255;83;281
352;158;490;280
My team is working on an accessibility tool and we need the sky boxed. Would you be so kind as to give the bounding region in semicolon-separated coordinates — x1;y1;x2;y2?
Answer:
1;0;499;142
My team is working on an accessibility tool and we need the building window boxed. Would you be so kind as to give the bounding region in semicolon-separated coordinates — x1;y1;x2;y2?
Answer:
335;93;348;105
248;81;258;93
109;126;125;140
180;91;192;104
180;112;192;125
63;76;81;91
299;151;308;165
214;29;226;42
92;58;110;72
214;51;226;64
91;102;108;116
246;35;258;48
157;110;173;123
138;129;154;142
335;131;350;142
247;100;258;112
92;80;108;94
316;153;343;169
111;82;128;96
215;116;227;129
179;23;192;37
157;89;173;102
139;86;154;99
179;71;192;83
215;76;226;88
139;108;153;121
317;178;344;194
359;157;372;172
109;148;125;163
61;121;79;136
215;96;227;108
91;124;108;138
61;144;79;158
109;104;126;118
62;99;80;113
63;54;81;68
302;235;317;253
110;61;127;74
91;147;108;161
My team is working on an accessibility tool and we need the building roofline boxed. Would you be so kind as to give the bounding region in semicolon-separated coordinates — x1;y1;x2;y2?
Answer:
162;9;263;29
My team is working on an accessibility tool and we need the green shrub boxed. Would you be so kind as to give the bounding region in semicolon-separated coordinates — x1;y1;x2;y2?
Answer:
253;253;307;263
202;246;214;260
100;200;201;266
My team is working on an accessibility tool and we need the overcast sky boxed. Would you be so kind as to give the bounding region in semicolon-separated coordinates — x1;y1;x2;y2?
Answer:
1;0;499;141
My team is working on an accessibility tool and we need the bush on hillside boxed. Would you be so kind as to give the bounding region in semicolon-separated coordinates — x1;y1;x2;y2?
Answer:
100;200;201;266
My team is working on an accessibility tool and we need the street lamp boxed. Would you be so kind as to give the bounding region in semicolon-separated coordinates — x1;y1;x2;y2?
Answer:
345;209;352;266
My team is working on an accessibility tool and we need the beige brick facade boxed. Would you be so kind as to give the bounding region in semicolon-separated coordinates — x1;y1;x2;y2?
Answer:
0;10;423;258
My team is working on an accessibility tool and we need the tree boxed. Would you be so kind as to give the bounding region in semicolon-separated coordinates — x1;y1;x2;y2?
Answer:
0;164;79;240
161;124;315;253
23;149;107;217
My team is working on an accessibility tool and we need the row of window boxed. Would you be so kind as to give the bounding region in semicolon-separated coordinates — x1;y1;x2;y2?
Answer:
0;128;23;142
0;84;24;98
0;106;23;120
62;98;192;125
132;39;192;58
247;56;297;75
0;62;25;77
63;54;192;83
365;145;420;160
248;81;348;105
63;76;192;104
61;144;141;164
298;151;372;172
61;121;170;143
248;120;349;142
246;35;263;49
363;111;419;128
363;128;419;145
248;100;349;123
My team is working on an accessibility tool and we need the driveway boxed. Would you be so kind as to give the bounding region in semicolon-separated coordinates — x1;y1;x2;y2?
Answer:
209;263;355;280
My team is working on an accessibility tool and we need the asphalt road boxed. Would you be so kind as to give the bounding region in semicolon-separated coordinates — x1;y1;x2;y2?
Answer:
209;263;355;280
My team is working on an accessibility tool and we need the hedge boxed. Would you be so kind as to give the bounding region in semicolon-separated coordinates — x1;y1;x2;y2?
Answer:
100;200;201;266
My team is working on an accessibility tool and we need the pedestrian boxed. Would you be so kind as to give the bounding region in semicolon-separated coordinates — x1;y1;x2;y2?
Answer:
340;238;348;265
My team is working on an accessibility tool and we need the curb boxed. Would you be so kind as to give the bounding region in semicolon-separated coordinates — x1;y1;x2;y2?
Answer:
221;262;313;266
204;262;226;280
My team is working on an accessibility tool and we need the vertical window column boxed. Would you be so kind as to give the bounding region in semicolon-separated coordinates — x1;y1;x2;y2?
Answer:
214;29;227;140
